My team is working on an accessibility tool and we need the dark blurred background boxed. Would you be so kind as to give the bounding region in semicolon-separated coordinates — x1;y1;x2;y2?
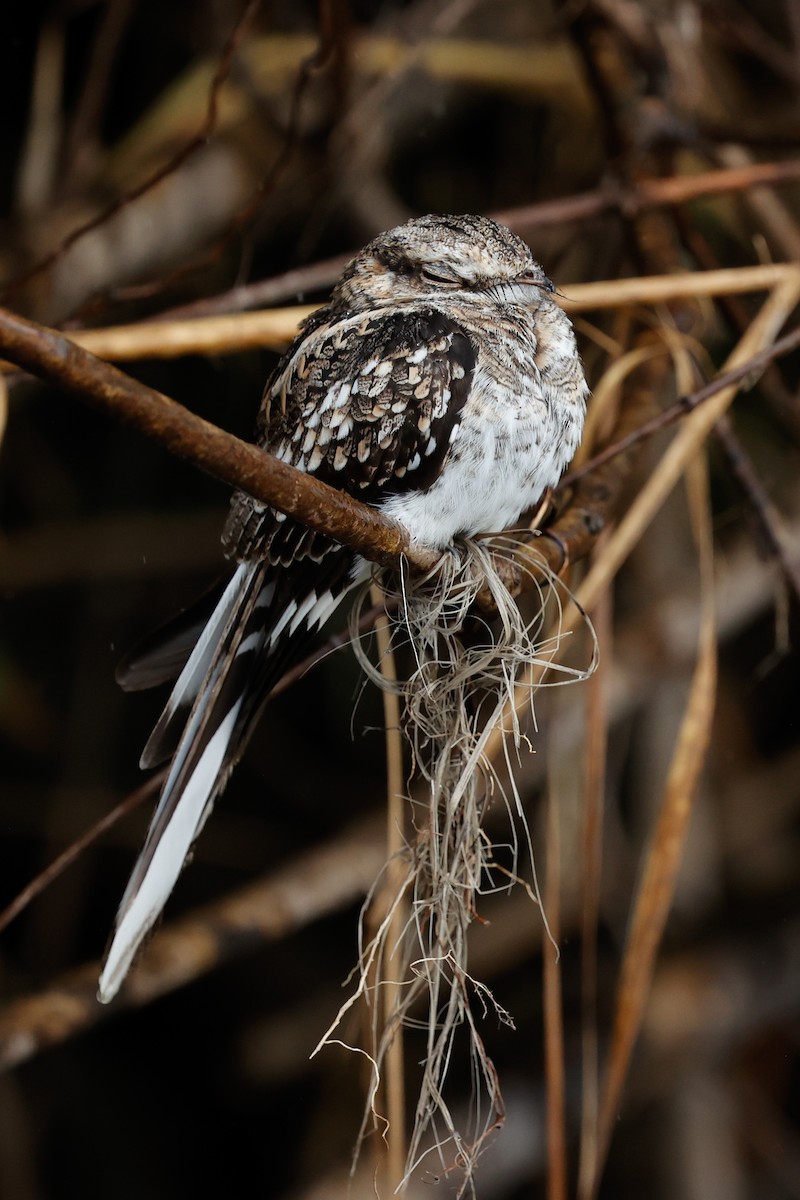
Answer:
2;1;800;1197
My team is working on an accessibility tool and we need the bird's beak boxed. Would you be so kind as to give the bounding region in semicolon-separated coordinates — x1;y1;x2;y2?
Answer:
517;272;555;293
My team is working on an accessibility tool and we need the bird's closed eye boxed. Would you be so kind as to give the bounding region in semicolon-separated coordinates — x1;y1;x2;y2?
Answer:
420;266;458;286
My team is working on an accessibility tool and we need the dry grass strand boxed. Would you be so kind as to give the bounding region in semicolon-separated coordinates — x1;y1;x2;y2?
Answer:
315;538;596;1193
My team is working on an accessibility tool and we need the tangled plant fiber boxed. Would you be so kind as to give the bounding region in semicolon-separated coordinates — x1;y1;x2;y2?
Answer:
314;536;597;1193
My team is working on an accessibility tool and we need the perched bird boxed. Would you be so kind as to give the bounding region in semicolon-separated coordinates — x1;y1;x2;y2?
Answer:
98;214;589;1002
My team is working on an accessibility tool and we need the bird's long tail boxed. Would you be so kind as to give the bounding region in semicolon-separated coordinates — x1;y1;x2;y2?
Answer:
98;551;354;1002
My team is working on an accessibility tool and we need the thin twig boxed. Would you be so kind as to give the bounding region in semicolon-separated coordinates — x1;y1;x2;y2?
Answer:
713;413;800;605
577;567;612;1200
564;323;800;488
370;584;408;1195
543;763;567;1200
1;0;263;303
0;775;164;936
158;255;350;321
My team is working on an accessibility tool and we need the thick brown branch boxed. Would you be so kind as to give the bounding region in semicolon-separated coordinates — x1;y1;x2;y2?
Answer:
0;305;435;572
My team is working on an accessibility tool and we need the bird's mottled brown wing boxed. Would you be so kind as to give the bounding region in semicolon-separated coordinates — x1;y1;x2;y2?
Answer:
224;306;476;565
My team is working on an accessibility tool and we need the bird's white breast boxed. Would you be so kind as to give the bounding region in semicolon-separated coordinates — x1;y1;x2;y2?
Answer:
379;339;586;549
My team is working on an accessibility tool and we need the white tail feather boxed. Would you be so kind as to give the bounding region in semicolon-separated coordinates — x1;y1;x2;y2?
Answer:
139;564;255;769
98;699;243;1002
99;557;353;1003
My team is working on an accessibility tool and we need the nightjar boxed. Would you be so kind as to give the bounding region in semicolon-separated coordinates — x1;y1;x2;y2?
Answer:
98;213;589;1001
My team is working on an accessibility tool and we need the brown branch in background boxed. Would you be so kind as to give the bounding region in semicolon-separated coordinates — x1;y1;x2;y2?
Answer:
159;254;353;321
61;0;137;191
0;305;431;573
0;816;386;1071
156;159;800;321
14;23;64;217
704;1;800;89
675;217;800;444
57;305;317;362
247;0;340;204
0;0;263;304
496;156;800;234
672;153;800;606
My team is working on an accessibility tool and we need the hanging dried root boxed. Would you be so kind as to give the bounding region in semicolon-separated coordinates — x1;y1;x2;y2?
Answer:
313;536;597;1195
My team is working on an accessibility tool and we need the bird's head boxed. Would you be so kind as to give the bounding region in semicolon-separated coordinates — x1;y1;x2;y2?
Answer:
331;214;555;311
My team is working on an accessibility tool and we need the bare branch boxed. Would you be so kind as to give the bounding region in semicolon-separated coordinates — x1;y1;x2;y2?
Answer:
0;305;435;573
712;413;800;606
9;263;794;371
496;156;800;232
0;776;163;937
158;160;800;321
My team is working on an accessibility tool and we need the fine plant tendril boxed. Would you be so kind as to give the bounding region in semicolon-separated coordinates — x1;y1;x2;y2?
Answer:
312;536;597;1194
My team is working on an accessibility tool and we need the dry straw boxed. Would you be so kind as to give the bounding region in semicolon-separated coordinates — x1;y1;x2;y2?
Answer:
312;537;597;1192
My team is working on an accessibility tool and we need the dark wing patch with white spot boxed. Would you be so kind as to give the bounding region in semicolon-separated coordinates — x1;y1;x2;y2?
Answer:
224;307;475;565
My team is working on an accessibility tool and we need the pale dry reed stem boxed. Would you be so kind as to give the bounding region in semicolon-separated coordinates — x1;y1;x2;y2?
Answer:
11;262;796;371
371;583;408;1195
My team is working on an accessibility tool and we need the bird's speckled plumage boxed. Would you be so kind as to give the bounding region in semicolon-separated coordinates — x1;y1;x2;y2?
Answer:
98;215;589;1002
226;212;586;556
